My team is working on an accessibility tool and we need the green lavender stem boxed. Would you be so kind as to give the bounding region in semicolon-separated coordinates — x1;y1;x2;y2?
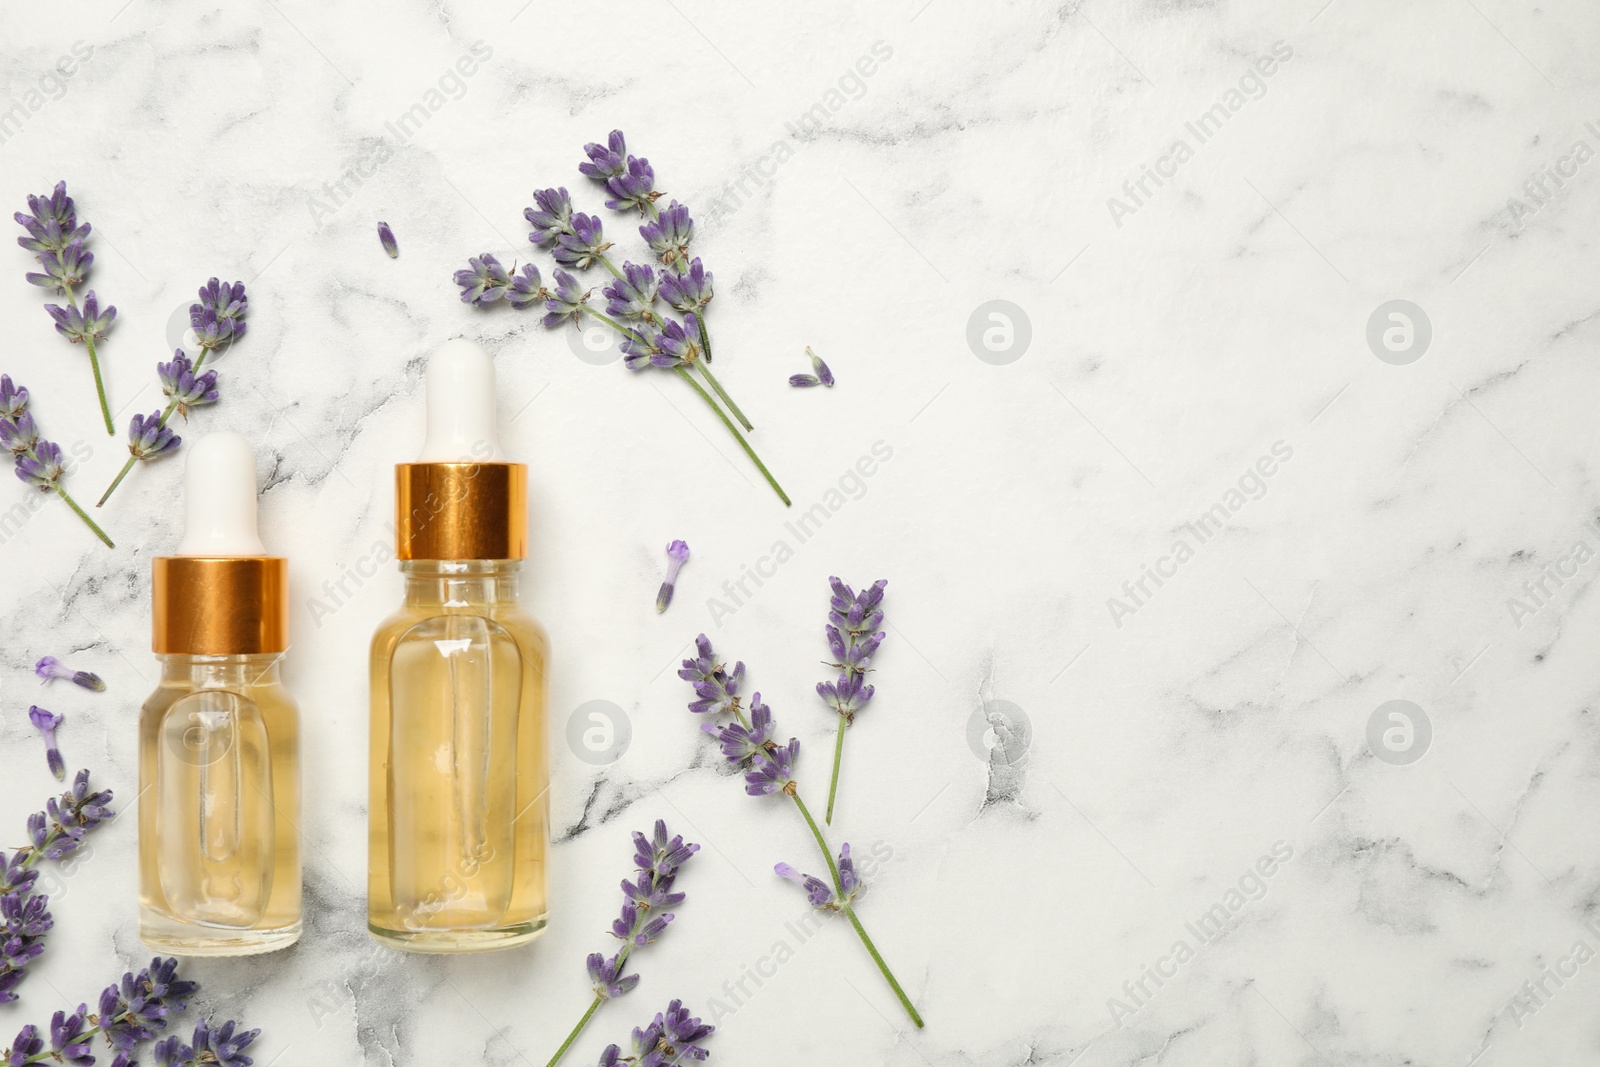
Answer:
791;788;924;1028
673;368;789;506
54;485;113;547
96;348;213;507
825;716;847;825
63;286;114;435
694;361;751;431
582;307;789;506
544;993;604;1067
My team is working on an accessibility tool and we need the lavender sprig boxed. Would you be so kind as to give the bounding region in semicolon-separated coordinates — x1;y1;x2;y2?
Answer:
2;956;202;1066
27;707;65;780
678;636;923;1027
456;133;785;503
655;540;689;614
0;375;113;547
542;821;700;1067
596;1001;714;1067
0;771;115;1003
818;578;887;824
96;279;247;507
14;182;116;435
35;656;105;692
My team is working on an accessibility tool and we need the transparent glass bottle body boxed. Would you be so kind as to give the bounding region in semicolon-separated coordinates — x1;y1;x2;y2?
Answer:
368;559;550;952
138;654;301;955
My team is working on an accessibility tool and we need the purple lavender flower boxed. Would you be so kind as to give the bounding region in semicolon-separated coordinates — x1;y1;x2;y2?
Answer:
0;376;27;419
543;268;589;328
818;579;886;726
506;263;545;308
657;259;712;315
14;182;89;256
579;131;629;182
604;157;659;215
744;729;799;797
0;773;116;1003
526;187;576;246
776;843;862;911
455;254;511;307
6;1024;44;1062
708;701;773;765
621;316;701;372
154;1018;259;1067
15;439;64;490
49;1005;92;1065
553;213;610;270
27;707;65;780
677;635;744;716
377;221;399;259
655;540;689;614
0;891;50;1004
586;953;640;1001
597;1000;714;1067
189;279;248;349
26;241;92;292
0;412;39;454
157;353;220;419
44;291;116;345
99;957;198;1052
639;201;693;267
603;262;660;323
127;411;180;461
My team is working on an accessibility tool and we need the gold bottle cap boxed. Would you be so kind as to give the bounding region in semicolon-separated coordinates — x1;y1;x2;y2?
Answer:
153;433;288;655
152;556;289;654
395;461;527;560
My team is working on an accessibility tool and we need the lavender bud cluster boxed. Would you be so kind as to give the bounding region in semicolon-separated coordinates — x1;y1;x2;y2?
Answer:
816;578;887;724
596;1000;714;1067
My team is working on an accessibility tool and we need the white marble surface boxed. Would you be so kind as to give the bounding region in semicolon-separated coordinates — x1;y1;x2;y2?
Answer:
3;0;1600;1063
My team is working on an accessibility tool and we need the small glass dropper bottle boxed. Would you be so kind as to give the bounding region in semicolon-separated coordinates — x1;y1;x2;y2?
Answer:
138;431;301;954
368;338;551;952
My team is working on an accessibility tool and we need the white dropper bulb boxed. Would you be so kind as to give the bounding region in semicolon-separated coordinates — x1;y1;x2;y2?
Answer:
176;431;267;556
416;338;504;462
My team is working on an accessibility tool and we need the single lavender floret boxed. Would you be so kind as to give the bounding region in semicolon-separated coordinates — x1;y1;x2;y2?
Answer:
127;411;180;461
579;131;628;182
603;262;660;323
807;346;834;387
526;187;576;246
655;540;689;614
553;213;610;270
27;706;65;780
377;221;398;258
604;157;659;215
639;201;693;267
789;374;821;387
157;353;220;419
657;259;712;314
